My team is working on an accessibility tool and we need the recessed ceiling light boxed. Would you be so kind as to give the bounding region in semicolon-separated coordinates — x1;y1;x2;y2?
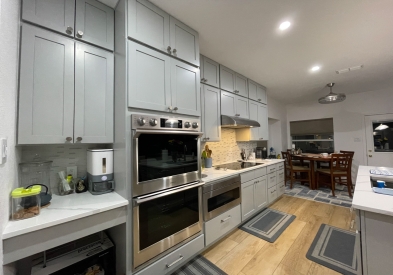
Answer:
311;66;320;72
279;21;291;30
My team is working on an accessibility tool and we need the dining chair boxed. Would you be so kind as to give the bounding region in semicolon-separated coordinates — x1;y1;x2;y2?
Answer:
286;149;309;167
337;150;355;188
282;151;312;189
316;153;353;197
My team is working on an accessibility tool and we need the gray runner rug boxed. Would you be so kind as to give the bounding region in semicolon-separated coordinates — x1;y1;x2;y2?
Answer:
306;224;359;275
171;255;227;275
239;208;296;243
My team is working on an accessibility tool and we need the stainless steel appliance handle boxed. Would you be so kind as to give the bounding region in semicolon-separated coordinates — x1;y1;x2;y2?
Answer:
133;129;204;138
135;181;205;204
221;216;232;223
166;254;184;268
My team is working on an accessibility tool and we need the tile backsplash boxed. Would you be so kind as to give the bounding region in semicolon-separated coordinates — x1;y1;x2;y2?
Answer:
21;144;110;194
203;128;257;165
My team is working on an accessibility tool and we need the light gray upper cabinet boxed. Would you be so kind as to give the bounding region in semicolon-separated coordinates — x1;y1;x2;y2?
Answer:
249;100;259;140
128;41;200;116
200;55;220;88
74;43;114;143
128;0;170;52
254;176;268;210
235;74;248;98
201;85;221;142
170;17;199;67
22;0;75;36
248;79;267;104
128;0;199;66
128;42;171;112
257;84;267;104
18;25;75;144
220;65;236;93
258;103;269;140
75;0;114;50
221;91;249;119
170;59;200;116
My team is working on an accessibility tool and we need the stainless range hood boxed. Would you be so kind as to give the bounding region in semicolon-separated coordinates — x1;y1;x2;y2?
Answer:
221;115;260;128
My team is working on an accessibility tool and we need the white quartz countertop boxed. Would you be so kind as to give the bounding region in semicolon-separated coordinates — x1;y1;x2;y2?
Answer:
352;165;393;216
2;191;128;240
202;159;284;183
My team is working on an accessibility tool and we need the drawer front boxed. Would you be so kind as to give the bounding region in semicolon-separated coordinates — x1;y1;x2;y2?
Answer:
267;173;277;188
277;169;285;183
277;181;285;197
135;234;205;275
277;162;285;170
241;170;255;183
268;186;277;204
267;165;276;174
205;205;241;246
255;167;267;178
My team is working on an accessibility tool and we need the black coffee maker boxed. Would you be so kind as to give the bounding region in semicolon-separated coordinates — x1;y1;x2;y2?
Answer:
256;147;267;159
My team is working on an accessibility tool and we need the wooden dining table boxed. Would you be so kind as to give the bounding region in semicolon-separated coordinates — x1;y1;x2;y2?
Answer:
292;153;332;190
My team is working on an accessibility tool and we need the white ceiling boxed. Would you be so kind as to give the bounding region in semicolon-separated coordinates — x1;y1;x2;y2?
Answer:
145;0;393;103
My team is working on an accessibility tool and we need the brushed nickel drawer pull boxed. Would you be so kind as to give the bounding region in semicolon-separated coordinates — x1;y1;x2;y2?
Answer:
166;255;184;268
221;216;232;223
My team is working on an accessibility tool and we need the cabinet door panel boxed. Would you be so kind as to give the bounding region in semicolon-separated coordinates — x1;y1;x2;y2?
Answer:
74;43;113;143
128;42;171;112
18;25;74;144
221;91;236;116
202;85;221;141
254;176;267;210
249;100;259;140
171;59;200;116
170;17;199;66
220;65;236;92
257;85;267;104
22;0;75;36
75;0;114;50
202;56;220;88
248;79;258;101
128;0;169;52
236;96;249;118
241;181;255;221
235;74;248;98
258;103;269;140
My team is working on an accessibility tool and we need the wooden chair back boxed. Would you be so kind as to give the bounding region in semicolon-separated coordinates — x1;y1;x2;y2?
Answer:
282;151;294;169
340;150;354;168
330;153;351;173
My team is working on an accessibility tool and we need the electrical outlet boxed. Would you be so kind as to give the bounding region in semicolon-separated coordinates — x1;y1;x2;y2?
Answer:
67;166;78;179
0;138;7;165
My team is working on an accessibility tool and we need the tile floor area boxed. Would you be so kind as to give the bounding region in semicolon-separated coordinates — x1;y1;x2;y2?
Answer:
284;182;353;208
202;195;355;275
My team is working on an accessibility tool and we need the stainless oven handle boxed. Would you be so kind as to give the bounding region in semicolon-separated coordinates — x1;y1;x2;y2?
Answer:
221;216;232;223
134;181;205;204
166;254;184;268
133;129;204;138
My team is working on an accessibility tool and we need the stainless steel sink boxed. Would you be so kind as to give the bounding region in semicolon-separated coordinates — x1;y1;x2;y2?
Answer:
371;179;393;189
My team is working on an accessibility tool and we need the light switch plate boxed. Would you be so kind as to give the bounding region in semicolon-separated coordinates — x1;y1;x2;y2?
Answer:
67;166;78;179
0;138;7;164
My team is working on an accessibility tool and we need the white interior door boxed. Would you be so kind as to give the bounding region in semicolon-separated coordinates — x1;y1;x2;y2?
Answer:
365;114;393;167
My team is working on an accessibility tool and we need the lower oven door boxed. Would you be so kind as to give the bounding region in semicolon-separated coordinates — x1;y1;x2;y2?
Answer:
133;181;204;269
203;180;241;221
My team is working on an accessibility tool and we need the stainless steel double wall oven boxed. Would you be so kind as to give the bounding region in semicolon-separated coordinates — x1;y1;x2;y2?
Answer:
131;114;204;269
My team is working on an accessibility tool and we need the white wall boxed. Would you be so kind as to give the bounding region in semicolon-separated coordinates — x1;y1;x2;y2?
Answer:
286;87;393;174
0;0;21;273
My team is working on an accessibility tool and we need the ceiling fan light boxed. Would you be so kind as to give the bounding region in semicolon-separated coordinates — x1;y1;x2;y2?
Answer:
375;123;389;130
318;83;346;104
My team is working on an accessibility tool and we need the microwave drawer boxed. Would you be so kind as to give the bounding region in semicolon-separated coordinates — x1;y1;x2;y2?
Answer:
205;205;241;246
134;234;204;275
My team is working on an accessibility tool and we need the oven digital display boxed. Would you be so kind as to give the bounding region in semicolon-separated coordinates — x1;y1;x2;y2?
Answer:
160;118;182;128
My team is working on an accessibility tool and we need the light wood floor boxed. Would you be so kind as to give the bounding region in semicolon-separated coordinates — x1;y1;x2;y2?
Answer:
202;195;356;275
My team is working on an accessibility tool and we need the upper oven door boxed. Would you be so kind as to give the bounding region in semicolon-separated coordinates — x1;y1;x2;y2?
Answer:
133;130;203;197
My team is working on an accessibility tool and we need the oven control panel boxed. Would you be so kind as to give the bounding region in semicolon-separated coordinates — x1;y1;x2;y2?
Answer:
132;114;200;131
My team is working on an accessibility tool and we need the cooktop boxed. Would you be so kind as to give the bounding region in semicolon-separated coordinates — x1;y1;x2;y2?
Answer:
214;161;263;170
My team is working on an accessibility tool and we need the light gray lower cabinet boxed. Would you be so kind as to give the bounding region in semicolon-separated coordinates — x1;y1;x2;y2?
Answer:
267;172;276;188
128;0;170;52
205;205;241;246
74;43;114;143
200;55;220;88
22;0;75;37
170;16;200;67
254;176;268;210
201;85;221;142
75;0;114;50
241;175;268;221
128;41;200;116
268;186;277;203
134;234;204;275
241;180;256;221
18;25;75;144
221;91;249;119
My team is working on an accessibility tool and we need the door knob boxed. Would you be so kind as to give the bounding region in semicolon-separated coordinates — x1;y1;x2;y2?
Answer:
77;30;83;37
66;137;72;141
369;155;372;157
168;106;173;110
172;49;177;53
167;46;172;53
66;26;73;34
174;107;178;111
76;137;82;141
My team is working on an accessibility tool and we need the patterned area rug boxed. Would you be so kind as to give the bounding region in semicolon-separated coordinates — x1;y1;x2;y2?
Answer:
171;255;227;275
284;182;352;208
306;224;359;275
240;208;296;243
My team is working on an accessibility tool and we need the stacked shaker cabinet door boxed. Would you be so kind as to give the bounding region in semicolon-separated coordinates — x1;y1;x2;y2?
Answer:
201;85;221;142
22;0;114;50
221;91;249;119
248;79;267;104
200;55;220;88
220;65;248;98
